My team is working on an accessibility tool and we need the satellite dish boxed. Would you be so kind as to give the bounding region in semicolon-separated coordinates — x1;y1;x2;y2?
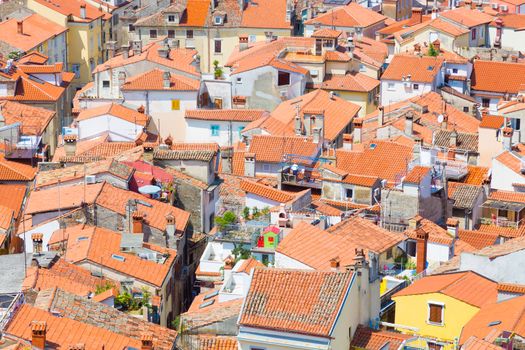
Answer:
437;114;444;123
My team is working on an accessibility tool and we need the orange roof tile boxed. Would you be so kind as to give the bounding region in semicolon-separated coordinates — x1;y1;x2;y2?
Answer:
92;40;199;78
76;103;149;126
64;225;177;287
404;166;430;184
472;60;525;94
0;205;15;230
497;283;525;294
135;0;210;27
26;182;103;215
248;134;320;164
479;115;504;129
240;179;296;203
382;55;444;83
351;325;413;350
95;182;190;233
0;14;67;52
239;268;353;337
236;257;264;274
121;69;200;91
194;336;238;350
394;271;498;307
311;28;342;38
489;190;525;203
304;3;387;27
185;109;268;122
440;7;494;27
5;304;141;349
0;184;26;219
461;336;502;350
405;218;454;245
0;155;37;181
240;0;291;29
460;295;525;343
463;166;489;185
17;51;49;65
477;224;525;239
457;230;499;250
30;0;106;23
320;72;379;92
0;101;55;136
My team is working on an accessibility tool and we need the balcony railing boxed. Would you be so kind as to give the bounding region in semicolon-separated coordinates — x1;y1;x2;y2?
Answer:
480;217;520;229
280;172;322;189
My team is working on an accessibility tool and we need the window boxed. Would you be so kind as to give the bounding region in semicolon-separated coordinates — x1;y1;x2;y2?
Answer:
387;82;395;90
346;188;353;199
249;34;256;42
128;24;135;32
463;106;469;112
310;69;319;77
238;126;244;137
150;29;157;38
211;125;220;136
427;342;443;350
214;39;222;54
171;99;180;110
168;30;175;38
168;15;176;22
471;28;477;40
278;71;290;86
186;30;193;39
428;303;444;324
262;164;271;172
413;83;419;90
452;68;458;74
236;77;242;84
72;64;81;78
214;15;223;25
499;209;508;218
359;64;366;72
102;80;110;88
386;247;393;259
482;98;490;108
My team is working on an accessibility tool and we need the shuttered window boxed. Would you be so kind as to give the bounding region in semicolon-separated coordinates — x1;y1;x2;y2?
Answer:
428;303;443;324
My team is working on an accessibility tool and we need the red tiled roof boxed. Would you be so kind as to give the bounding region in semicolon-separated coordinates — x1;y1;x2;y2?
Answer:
489;190;525;204
404;166;430;184
405;218;454;245
185;109;268;122
239;268;353;337
457;230;498;250
240;179;296;203
440;7;494;28
26;183;104;214
497;283;525;294
248;134;320;164
462;166;489;185
76;103;149;126
382;55;444;83
472;60;525;94
0;155;36;181
320;72;380;92
240;0;291;29
0;101;55;136
0;184;26;219
351;325;413;350
393;271;498;308
479;115;504;129
477;224;525;239
304;3;387;28
461;336;502;350
121;69;200;91
30;0;107;22
312;28;342;38
195;336;238;350
135;0;210;27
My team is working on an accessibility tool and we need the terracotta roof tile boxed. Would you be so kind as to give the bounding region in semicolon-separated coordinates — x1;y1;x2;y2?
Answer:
489;190;525;204
239;268;353;337
25;183;104;215
404;166;430;184
479;115;504;129
0;14;67;52
461;336;502;350
311;28;342;38
393;271;497;307
135;0;211;27
405;218;454;245
460;295;525;344
351;325;413;350
240;179;296;203
30;0;106;22
382;55;444;83
193;335;238;350
0;101;55;136
95;182;190;233
121;69;200;91
472;60;525;94
154;149;216;162
248;134;320;164
457;229;498;250
5;304;141;350
440;7;494;27
433;130;478;152
462;166;489;185
320;72;379;92
76;103;149;126
240;0;290;29
185;109;268;122
0;184;26;219
497;283;525;294
448;182;483;209
304;3;387;27
237;257;264;274
477;224;525;239
170;142;220;152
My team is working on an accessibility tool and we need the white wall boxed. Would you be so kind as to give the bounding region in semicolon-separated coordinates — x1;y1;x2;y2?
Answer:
245;193;280;211
460;249;525;284
78;114;143;141
491;157;525;191
274;252;313;270
427;242;452;263
22;219;60;253
488;26;525;52
380;79;433;105
185;119;250;146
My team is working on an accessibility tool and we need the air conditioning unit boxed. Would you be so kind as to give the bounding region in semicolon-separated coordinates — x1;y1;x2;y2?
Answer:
501;4;508;11
491;3;498;9
85;175;96;184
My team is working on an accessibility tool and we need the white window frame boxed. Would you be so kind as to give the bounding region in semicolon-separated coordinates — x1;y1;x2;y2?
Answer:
214;16;223;25
387;82;395;91
427;301;445;326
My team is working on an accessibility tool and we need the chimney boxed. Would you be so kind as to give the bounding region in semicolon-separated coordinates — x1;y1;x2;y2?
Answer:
132;40;143;56
132;211;144;234
64;134;78;157
31;321;47;350
313;127;322;144
141;334;154;350
223;256;234;281
162;71;171;89
157;44;169;59
431;7;439;19
31;233;43;254
106;41;117;58
330;257;340;271
342;133;353;150
118;71;126;86
294;114;302;135
80;4;87;19
239;35;249;51
412;8;423;23
166;213;176;236
405;112;414;136
353;248;367;267
503;127;513;150
378;105;384;127
17;20;23;35
122;44;130;59
449;129;458;147
414;43;421;54
441;113;448;129
137;105;145;114
408;215;422;230
416;228;428;273
244;153;256;177
353;118;363;144
446;218;459;237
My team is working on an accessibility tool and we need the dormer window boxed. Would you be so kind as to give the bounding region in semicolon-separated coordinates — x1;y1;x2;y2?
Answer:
214;15;223;25
167;13;179;24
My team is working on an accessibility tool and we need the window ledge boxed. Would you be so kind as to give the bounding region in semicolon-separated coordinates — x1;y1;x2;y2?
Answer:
426;321;445;327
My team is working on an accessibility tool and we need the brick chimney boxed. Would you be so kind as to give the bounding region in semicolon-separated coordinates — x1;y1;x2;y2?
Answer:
353;118;363;144
446;218;459;237
342;133;353;150
64;134;78;157
503;127;513;150
132;211;144;234
330;257;340;271
416;227;428;273
141;333;154;350
353;248;366;267
31;233;43;254
166;212;176;236
412;8;423;23
239;35;249;51
17;20;23;35
31;321;47;349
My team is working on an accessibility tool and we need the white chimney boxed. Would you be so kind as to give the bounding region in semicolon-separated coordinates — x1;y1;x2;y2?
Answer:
80;4;87;19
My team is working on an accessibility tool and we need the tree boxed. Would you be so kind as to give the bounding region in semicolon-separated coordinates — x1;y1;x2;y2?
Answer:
214;210;237;230
242;207;250;220
115;292;132;310
231;243;250;262
427;43;439;57
7;51;22;60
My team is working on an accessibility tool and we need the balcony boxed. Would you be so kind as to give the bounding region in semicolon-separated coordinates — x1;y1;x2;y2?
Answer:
480;216;520;229
280;167;322;189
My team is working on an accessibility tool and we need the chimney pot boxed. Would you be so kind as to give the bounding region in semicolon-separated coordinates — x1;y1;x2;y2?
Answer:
17;20;23;35
415;227;428;274
80;4;87;19
353;118;363;144
446;218;459;237
141;333;154;350
330;257;340;270
31;321;47;350
132;211;144;234
166;212;176;236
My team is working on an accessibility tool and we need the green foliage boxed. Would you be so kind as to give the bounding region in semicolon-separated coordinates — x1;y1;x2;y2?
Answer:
404;260;417;270
215;210;237;230
427;43;439;57
7;51;22;60
213;60;223;78
140;286;151;307
242;207;251;220
213;60;219;69
95;281;114;295
115;292;132;310
232;243;250;262
171;316;181;330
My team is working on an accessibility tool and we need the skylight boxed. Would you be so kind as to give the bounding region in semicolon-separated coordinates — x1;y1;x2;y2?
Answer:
204;290;219;300
199;299;215;308
111;254;126;262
